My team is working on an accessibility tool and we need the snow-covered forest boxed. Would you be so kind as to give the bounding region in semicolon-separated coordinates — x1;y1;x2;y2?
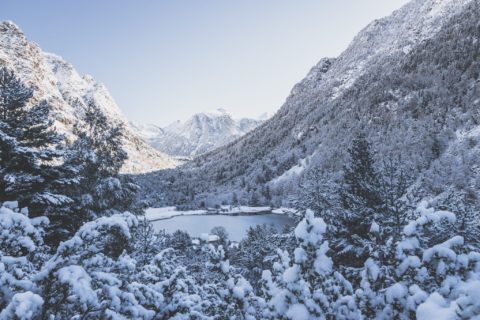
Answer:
2;0;480;318
1;65;480;318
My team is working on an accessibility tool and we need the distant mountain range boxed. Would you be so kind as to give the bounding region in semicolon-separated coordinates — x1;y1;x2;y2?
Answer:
0;21;178;173
132;109;267;157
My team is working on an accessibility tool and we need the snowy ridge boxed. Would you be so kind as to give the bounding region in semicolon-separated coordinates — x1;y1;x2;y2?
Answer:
0;21;178;173
326;0;472;100
133;108;265;157
138;0;480;207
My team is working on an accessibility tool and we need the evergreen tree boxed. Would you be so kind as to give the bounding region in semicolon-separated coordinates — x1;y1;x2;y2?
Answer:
377;157;416;241
131;217;168;266
294;167;339;228
204;244;259;319
436;188;480;248
335;134;383;267
233;224;279;293
0;67;69;216
168;230;191;252
57;101;138;238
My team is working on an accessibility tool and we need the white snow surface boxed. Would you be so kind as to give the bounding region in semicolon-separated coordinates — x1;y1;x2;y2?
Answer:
403;201;456;236
56;265;97;305
145;207;208;221
200;233;220;242
0;291;44;320
286;303;310;320
294;210;327;244
271;156;311;185
0;206;42;253
386;283;407;303
416;292;457;320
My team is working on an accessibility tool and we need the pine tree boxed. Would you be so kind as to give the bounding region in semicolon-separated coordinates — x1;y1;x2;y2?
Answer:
234;224;280;293
436;188;480;248
131;217;168;266
0;201;48;313
0;67;69;215
335;134;383;267
377;157;416;241
294;167;339;227
57;101;138;238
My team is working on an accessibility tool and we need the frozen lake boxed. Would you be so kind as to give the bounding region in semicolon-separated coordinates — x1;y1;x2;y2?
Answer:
150;214;296;241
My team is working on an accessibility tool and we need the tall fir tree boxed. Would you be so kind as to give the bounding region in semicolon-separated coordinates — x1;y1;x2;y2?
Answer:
0;67;70;215
335;134;384;267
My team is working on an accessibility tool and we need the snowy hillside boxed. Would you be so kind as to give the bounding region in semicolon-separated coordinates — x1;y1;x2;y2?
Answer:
0;21;178;173
137;0;480;207
132;108;265;157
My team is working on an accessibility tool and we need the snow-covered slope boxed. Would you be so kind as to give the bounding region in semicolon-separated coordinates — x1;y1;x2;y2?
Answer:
133;108;265;157
137;0;480;207
0;21;178;173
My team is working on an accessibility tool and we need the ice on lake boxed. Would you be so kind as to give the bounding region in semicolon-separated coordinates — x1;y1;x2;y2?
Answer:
151;214;295;241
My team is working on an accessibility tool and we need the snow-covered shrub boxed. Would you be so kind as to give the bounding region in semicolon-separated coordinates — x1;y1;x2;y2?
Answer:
202;243;261;319
356;200;480;319
0;202;48;314
262;210;360;319
35;212;159;319
403;203;480;319
135;248;206;319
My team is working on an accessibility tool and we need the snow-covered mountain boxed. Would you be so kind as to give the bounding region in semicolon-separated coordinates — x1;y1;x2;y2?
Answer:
0;21;178;173
132;108;265;157
137;0;480;207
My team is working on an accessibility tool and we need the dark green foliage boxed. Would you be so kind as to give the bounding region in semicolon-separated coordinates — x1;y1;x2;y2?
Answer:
377;156;416;240
334;134;383;266
0;67;69;215
341;134;383;215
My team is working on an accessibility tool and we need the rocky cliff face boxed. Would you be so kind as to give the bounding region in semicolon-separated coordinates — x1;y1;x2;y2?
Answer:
0;21;178;173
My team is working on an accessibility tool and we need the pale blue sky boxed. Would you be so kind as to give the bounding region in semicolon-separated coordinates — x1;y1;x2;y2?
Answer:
1;0;409;126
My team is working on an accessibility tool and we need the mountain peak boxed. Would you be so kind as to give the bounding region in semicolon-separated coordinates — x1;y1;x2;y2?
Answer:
0;20;23;35
134;109;266;157
203;108;229;117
